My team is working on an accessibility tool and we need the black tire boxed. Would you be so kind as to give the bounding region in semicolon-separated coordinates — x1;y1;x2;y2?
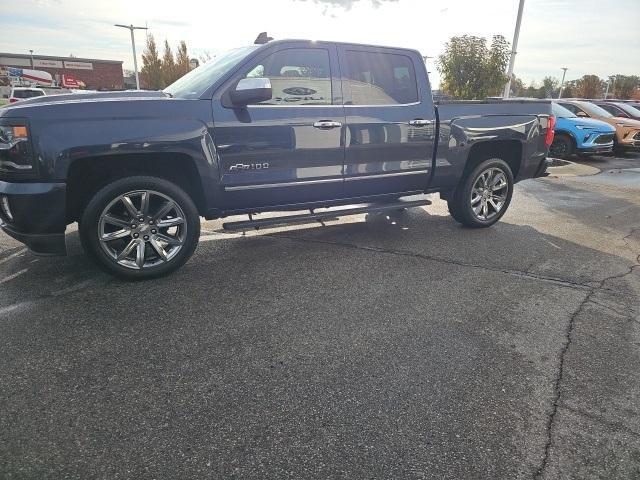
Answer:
447;158;514;228
549;134;573;159
79;176;200;280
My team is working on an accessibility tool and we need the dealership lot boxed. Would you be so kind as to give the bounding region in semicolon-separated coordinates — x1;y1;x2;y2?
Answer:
1;153;639;478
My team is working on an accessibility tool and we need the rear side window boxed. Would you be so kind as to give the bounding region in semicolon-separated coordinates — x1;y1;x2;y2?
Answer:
13;90;44;99
344;51;418;105
559;103;582;115
601;104;624;116
244;48;332;105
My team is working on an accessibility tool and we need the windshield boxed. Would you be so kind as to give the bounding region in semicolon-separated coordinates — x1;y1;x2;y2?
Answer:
164;45;259;99
579;102;614;118
615;102;640;117
552;103;576;118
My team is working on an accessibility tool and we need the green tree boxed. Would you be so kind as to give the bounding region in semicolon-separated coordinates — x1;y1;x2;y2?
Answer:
175;41;190;79
539;76;559;98
161;40;176;87
575;75;603;99
140;34;163;90
436;35;510;99
523;81;539;98
609;75;640;99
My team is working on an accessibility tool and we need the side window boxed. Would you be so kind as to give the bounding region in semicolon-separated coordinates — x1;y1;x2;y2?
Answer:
599;104;618;115
244;48;332;105
344;51;419;105
560;103;579;115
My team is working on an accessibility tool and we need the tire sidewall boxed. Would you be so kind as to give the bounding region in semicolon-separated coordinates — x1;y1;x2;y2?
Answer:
550;134;573;159
457;158;514;228
79;176;200;280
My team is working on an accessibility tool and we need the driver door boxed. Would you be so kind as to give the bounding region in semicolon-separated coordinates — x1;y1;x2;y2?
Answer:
211;41;346;210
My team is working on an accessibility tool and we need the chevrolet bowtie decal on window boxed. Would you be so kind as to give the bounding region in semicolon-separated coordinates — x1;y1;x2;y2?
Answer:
282;87;317;96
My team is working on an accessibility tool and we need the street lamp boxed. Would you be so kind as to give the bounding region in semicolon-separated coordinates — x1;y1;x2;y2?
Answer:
558;67;568;99
503;0;526;99
115;24;148;90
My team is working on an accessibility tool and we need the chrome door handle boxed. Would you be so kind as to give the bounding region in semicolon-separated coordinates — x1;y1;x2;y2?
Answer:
313;120;342;129
409;119;431;127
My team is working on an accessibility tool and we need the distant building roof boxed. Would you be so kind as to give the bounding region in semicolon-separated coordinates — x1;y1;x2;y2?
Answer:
0;52;123;65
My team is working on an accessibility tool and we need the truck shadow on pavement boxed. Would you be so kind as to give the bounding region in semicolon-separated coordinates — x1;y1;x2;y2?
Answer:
0;199;639;479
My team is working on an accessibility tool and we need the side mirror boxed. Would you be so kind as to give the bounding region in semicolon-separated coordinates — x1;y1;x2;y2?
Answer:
230;77;272;106
576;111;588;117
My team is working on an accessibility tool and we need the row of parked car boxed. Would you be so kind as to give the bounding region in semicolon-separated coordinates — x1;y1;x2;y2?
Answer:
550;99;640;159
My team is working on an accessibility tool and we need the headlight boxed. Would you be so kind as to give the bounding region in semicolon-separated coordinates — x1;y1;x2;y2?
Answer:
0;124;34;173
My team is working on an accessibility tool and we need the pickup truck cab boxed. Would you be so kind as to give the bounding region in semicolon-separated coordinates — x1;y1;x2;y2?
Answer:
0;39;554;279
550;102;615;158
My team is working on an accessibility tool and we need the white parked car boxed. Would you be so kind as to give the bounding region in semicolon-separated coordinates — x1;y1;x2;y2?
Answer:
9;87;46;104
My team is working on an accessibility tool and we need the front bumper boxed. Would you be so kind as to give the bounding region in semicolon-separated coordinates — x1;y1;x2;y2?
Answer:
0;180;67;255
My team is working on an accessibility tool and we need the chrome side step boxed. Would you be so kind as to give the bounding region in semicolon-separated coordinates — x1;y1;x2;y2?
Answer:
222;199;431;231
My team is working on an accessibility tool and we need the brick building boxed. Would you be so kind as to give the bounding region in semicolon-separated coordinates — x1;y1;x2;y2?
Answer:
0;53;124;90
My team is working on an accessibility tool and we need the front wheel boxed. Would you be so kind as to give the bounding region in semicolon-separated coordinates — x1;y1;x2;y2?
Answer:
79;176;200;280
549;134;573;159
447;158;514;228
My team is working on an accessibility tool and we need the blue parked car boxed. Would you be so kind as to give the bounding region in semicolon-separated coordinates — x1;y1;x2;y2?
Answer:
550;103;615;158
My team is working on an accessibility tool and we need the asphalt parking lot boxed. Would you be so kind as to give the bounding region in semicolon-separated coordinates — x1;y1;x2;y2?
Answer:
1;153;639;479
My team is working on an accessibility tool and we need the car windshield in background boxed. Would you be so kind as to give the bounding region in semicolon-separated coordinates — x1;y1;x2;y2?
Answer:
580;102;614;118
552;103;576;118
13;90;44;99
164;45;259;99
616;102;640;117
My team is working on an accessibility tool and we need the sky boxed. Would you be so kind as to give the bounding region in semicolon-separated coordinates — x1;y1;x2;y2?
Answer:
1;0;638;88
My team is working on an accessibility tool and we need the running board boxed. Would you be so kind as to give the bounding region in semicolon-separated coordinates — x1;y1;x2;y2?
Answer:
222;199;431;231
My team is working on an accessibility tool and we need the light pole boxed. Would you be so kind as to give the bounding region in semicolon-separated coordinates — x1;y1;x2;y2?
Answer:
558;67;568;99
503;0;526;98
604;76;615;99
115;24;148;90
29;50;34;68
422;55;433;74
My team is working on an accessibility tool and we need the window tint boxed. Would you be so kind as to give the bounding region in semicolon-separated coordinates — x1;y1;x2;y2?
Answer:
344;51;418;105
559;103;581;115
244;48;332;105
599;104;621;116
13;90;44;99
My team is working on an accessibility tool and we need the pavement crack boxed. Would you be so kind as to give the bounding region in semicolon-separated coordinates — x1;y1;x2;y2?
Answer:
534;287;593;479
269;234;594;291
534;247;640;479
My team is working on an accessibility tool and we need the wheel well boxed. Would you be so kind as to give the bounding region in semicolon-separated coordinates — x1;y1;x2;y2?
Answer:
554;131;577;148
465;140;523;179
66;153;207;222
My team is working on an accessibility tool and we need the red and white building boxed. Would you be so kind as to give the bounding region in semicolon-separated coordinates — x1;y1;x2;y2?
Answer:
0;53;124;90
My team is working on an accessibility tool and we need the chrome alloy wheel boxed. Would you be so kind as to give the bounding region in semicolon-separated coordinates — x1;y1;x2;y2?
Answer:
98;190;187;270
470;167;509;221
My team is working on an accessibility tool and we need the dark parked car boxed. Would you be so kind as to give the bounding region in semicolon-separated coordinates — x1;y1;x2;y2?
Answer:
0;39;554;279
592;100;640;120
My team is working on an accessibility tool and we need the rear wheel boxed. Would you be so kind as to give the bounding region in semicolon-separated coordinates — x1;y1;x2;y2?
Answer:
447;158;514;228
549;134;573;159
79;176;200;280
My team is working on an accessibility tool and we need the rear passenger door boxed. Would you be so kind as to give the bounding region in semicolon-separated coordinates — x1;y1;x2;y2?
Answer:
338;46;436;197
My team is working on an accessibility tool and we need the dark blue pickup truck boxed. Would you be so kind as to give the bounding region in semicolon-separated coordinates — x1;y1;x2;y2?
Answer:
0;39;554;279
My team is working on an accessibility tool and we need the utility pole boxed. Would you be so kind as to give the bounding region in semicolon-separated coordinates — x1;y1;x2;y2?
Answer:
604;76;615;99
558;67;568;99
115;24;148;90
29;50;34;68
422;55;433;74
503;0;526;98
